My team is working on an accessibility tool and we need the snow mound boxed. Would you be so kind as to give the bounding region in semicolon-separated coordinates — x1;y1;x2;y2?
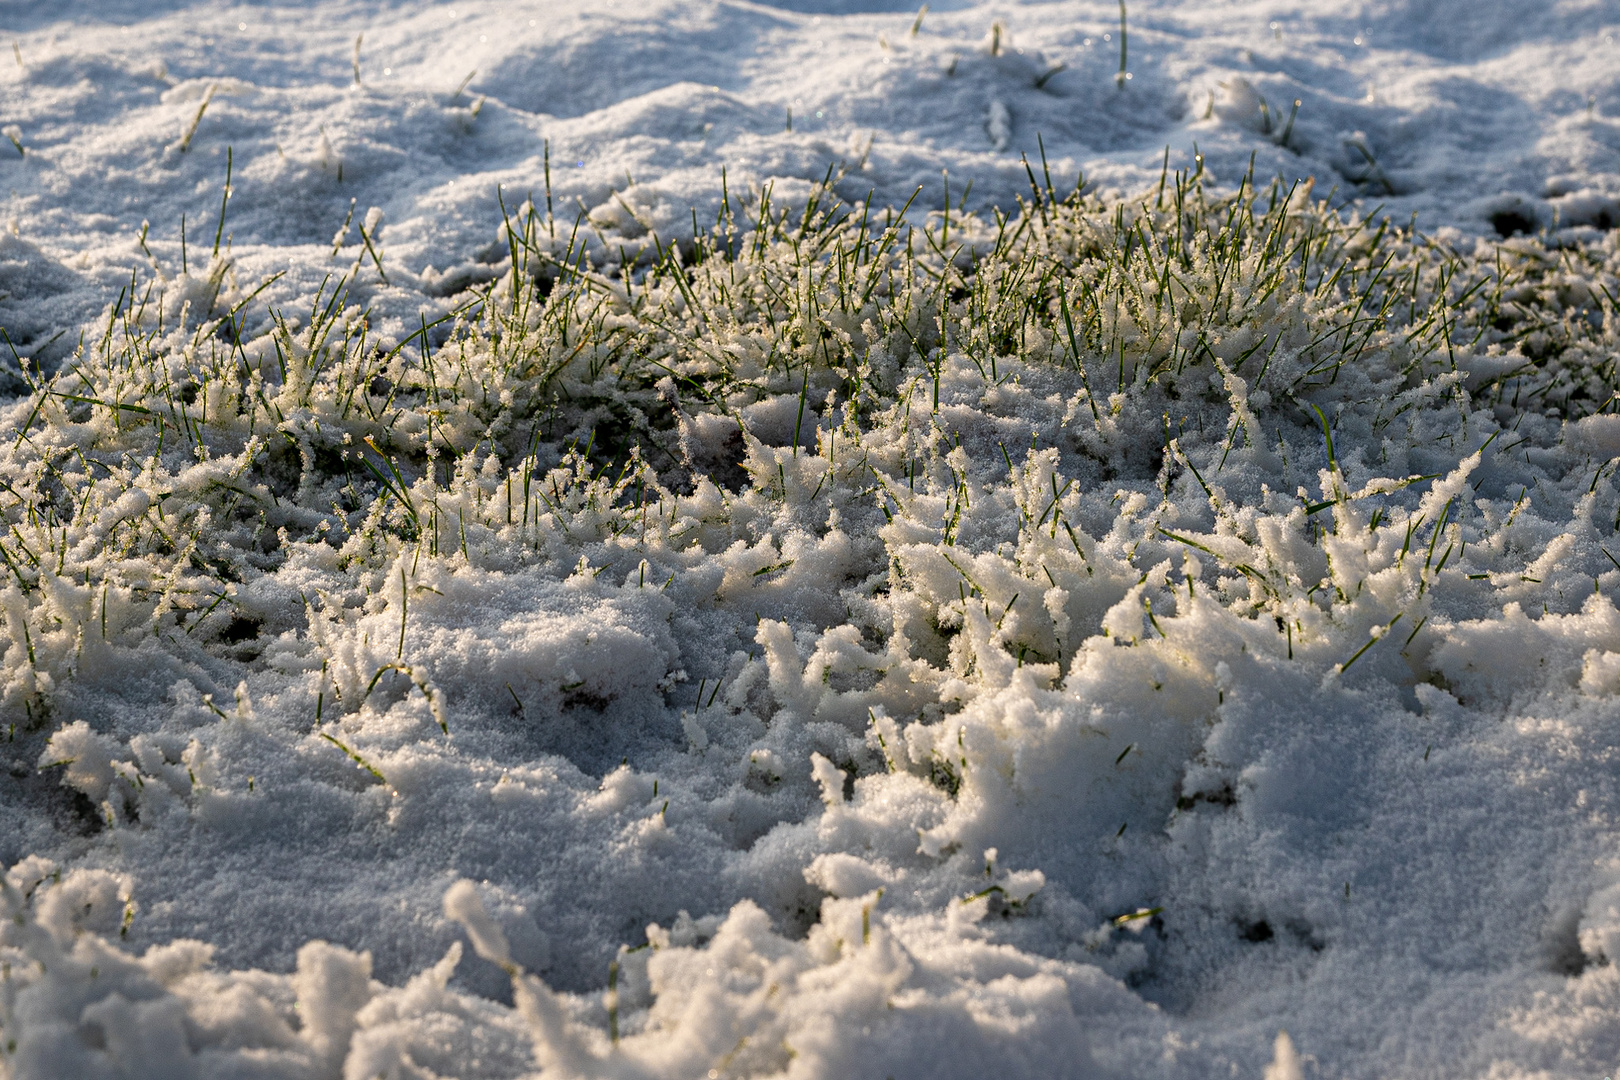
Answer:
4;1;1620;1077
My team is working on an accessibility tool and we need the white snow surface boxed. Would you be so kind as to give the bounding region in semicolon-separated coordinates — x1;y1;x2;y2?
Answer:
2;1;1620;1078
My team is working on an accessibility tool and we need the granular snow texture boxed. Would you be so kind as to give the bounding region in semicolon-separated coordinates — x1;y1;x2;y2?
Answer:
2;1;1620;1078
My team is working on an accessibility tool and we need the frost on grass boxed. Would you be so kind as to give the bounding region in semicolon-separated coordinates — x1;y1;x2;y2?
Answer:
4;165;1620;1076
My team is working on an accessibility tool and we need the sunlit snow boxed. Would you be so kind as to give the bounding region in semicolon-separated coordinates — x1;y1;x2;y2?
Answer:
3;1;1620;1077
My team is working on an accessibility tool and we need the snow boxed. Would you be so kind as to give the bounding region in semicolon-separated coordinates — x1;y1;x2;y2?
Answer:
2;0;1620;1077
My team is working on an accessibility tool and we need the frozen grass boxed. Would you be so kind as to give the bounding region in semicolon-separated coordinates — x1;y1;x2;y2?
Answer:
6;160;1620;1076
0;160;1614;709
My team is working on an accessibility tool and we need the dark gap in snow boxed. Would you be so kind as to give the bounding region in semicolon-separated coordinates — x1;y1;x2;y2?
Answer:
1490;209;1537;238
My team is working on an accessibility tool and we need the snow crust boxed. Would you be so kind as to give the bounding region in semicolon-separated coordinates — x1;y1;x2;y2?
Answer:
2;1;1620;1078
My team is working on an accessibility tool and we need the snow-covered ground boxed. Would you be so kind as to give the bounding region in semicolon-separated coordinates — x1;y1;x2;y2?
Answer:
3;1;1620;1077
6;0;1619;354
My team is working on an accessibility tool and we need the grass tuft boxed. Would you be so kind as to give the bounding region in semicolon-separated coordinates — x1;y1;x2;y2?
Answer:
0;159;1616;736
